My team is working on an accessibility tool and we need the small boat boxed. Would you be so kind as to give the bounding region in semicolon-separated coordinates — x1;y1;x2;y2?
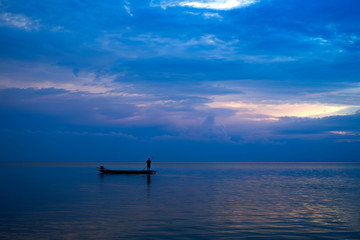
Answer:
98;168;156;174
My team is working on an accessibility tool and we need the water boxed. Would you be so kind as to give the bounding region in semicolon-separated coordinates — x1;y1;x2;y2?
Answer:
1;162;360;239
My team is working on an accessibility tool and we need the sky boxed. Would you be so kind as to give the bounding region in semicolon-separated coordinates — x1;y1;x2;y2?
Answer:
0;0;360;162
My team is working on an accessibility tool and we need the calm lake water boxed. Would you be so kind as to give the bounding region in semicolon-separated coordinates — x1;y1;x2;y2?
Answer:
0;162;360;239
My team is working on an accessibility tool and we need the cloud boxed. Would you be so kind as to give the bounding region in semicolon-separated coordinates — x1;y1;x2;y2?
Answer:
0;12;40;31
36;130;138;140
2;61;360;135
329;131;360;136
2;79;360;144
98;32;239;60
0;62;117;94
207;101;360;119
202;81;360;126
203;12;222;19
186;11;223;20
152;0;259;10
97;32;295;62
124;0;133;16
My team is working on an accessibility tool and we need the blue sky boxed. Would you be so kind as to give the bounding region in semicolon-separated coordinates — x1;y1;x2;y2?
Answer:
0;0;359;161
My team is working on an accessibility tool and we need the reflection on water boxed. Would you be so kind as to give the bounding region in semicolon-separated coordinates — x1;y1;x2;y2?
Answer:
0;162;360;239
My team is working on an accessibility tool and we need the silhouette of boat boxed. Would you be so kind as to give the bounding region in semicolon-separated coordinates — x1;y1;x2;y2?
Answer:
98;169;156;174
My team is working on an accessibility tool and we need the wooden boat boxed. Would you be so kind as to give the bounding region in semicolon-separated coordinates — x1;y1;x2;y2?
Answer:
98;169;156;174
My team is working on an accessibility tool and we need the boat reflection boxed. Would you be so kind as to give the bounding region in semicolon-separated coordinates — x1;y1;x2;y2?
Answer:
99;172;153;184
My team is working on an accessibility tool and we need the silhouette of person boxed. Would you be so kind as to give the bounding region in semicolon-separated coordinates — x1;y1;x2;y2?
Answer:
146;158;151;170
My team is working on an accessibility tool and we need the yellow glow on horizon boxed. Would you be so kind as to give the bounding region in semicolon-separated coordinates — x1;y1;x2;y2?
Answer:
207;101;358;119
330;131;349;135
329;131;360;136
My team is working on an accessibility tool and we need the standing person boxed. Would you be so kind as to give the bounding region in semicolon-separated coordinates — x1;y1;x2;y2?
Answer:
146;157;151;170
